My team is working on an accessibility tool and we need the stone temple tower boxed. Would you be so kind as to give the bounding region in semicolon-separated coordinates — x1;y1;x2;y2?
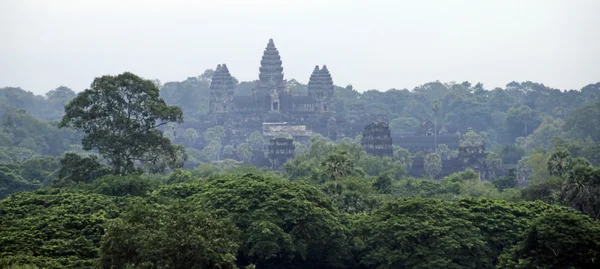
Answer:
361;122;393;158
254;39;287;111
209;64;235;113
308;65;335;113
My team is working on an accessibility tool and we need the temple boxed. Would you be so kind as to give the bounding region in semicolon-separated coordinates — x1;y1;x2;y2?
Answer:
204;39;338;145
361;122;393;158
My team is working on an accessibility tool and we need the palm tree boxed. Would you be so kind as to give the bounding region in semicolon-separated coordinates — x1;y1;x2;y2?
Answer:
431;100;441;152
321;150;354;181
547;149;573;177
562;165;594;215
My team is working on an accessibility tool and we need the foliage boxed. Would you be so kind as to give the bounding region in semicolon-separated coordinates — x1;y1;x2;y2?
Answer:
99;199;239;269
0;157;61;199
424;152;442;178
563;97;600;141
59;72;184;175
0;107;81;161
186;174;347;269
354;198;490;269
0;189;119;268
89;174;153;197
498;211;600;268
54;153;111;186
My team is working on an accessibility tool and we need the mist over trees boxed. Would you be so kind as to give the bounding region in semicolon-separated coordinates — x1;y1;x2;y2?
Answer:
2;71;600;268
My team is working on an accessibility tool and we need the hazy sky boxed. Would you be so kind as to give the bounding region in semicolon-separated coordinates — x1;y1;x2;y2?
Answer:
1;0;599;95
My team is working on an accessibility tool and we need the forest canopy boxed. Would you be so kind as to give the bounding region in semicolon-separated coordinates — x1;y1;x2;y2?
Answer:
1;73;600;268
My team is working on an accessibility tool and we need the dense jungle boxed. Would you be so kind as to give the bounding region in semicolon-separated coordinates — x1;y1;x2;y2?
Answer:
1;71;600;269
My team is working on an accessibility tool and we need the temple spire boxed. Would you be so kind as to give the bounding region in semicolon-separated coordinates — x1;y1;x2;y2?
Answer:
319;65;334;98
209;63;235;113
256;38;285;97
307;65;320;98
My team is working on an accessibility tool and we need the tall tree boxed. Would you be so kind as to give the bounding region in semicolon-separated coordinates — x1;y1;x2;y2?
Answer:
432;99;440;151
183;128;198;147
424;153;442;179
59;72;183;175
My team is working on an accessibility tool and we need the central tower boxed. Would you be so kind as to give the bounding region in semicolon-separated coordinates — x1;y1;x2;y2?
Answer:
254;39;287;111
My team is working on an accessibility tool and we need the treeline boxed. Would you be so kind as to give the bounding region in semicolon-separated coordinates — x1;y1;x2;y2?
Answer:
3;71;600;160
2;72;600;268
1;169;599;268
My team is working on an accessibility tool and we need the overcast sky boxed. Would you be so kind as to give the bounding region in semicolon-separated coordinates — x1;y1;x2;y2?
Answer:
1;0;599;95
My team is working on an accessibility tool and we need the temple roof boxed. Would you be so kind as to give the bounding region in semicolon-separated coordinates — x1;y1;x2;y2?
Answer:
210;63;235;95
307;64;334;99
258;39;284;86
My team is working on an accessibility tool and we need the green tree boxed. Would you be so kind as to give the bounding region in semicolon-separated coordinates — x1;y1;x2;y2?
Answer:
202;140;222;161
100;200;239;269
492;169;518;191
562;164;600;219
355;199;490;269
424;152;442;179
485;152;503;179
293;142;308;155
187;174;347;269
237;143;253;163
222;145;235;159
547;148;573;177
563;97;600;141
204;126;225;144
373;173;393;194
393;146;413;170
184;128;198;147
54;153;111;186
498;211;600;268
436;143;451;159
505;106;541;142
0;189;119;268
247;131;264;152
59;72;183;175
321;150;355;181
432;99;440;151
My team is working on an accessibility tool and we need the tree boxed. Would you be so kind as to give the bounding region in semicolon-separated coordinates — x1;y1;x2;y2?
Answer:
373;173;393;194
184;128;198;147
222;145;235;159
432;99;440;151
321;150;355;181
247;131;264;152
505;106;541;142
424;153;442;179
547;148;573;177
485;152;503;179
293;142;308;156
562;164;600;219
563;97;600;141
187;174;347;269
0;189;119;268
237;143;253;163
492;169;518;191
204;126;225;144
100;200;239;269
54;153;111;186
355;199;490;269
59;72;183;175
498;211;600;268
389;117;420;132
393;147;413;170
202;141;222;161
436;143;451;160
